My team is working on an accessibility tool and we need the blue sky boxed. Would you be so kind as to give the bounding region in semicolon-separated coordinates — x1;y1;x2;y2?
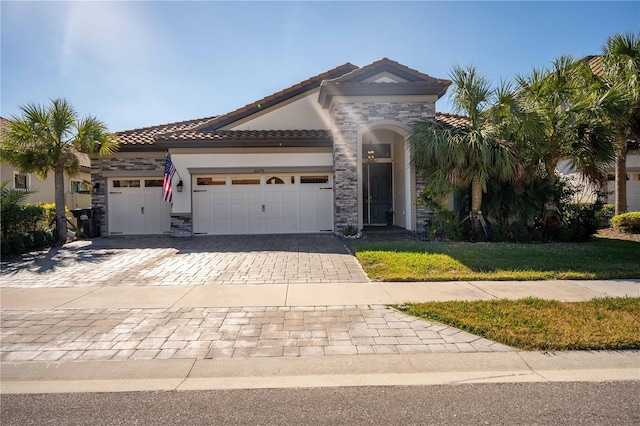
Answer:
2;1;639;132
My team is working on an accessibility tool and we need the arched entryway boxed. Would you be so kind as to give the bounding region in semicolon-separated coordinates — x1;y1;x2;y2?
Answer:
358;124;414;231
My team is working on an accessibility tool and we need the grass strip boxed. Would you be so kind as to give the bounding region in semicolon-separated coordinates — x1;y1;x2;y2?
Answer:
401;297;640;351
351;237;640;281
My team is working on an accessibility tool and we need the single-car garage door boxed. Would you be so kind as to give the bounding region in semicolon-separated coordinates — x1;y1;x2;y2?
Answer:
108;178;172;235
193;174;333;235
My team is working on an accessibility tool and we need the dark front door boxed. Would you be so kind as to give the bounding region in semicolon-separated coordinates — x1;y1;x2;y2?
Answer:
363;163;392;225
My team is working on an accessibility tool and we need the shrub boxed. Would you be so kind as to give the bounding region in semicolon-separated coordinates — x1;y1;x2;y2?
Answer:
22;233;35;250
0;239;10;257
421;188;463;241
7;234;25;254
560;203;600;242
32;230;48;248
20;204;45;234
611;212;640;233
0;181;57;255
597;204;615;229
340;224;360;238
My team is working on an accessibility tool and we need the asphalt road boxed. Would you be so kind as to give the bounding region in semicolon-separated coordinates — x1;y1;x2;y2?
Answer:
2;381;639;425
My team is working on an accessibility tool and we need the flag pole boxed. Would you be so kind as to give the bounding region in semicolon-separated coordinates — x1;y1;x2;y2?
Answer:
166;151;182;180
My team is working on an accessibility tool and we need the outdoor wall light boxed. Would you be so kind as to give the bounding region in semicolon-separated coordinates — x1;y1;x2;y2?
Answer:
176;180;184;192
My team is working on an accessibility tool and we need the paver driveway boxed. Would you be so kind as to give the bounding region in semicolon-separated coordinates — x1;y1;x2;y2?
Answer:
0;234;369;287
1;235;519;362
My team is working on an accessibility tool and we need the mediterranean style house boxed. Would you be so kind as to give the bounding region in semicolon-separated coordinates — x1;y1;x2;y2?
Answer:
90;57;639;237
92;58;468;237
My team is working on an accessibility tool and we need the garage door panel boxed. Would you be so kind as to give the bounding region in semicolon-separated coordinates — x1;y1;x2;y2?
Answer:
213;193;231;219
265;192;283;232
193;174;333;235
127;195;144;231
281;192;299;232
628;181;640;211
108;179;170;235
317;190;333;230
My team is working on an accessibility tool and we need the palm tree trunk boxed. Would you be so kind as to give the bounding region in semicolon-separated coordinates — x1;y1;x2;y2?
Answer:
470;176;482;230
54;166;67;245
544;159;559;218
614;134;627;216
471;177;482;213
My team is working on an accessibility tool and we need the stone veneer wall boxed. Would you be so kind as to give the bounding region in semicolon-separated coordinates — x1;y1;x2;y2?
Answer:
91;155;166;237
415;173;429;232
171;214;192;237
329;101;436;232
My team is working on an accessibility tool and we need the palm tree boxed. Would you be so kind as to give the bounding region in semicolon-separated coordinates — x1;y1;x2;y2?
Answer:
409;65;531;231
516;56;619;216
601;32;640;215
0;99;117;245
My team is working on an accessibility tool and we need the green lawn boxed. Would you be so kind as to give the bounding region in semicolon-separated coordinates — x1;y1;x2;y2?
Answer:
400;297;640;350
350;237;640;281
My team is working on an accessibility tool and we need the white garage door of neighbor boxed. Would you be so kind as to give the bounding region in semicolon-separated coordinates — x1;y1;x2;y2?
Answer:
193;174;333;235
108;178;172;235
608;174;640;212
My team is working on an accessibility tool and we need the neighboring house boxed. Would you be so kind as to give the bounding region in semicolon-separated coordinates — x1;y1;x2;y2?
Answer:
565;56;640;212
0;117;93;209
93;58;464;237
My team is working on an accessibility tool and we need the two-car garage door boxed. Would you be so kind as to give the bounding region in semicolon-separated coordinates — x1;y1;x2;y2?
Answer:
107;174;334;236
192;174;333;235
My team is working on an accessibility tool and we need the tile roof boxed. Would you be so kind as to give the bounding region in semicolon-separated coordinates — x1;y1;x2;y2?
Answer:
114;60;461;148
0;116;8;138
158;129;332;142
318;58;451;107
327;57;450;86
434;112;470;129
193;62;358;132
585;55;603;76
115;116;217;145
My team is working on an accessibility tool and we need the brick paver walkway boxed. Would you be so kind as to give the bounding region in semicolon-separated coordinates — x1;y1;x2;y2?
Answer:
0;305;513;362
0;234;368;287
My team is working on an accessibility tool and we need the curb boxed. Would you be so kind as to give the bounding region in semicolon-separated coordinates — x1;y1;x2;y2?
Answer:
2;351;638;394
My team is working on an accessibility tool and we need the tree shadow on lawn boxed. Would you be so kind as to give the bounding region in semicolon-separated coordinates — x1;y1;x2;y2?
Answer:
349;238;640;277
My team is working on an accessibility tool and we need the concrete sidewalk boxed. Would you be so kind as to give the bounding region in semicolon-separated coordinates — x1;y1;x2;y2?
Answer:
1;279;638;394
3;279;639;310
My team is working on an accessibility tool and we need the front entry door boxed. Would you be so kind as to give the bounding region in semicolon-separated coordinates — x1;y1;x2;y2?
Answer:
363;163;392;225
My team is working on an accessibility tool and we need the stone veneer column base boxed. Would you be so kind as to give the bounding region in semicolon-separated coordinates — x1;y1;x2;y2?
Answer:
171;214;192;237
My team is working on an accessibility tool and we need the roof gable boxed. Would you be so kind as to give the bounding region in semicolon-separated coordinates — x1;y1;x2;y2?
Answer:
328;57;447;84
318;58;451;108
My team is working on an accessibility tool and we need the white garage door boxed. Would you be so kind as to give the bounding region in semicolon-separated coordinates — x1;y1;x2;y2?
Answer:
193;174;333;235
108;178;172;235
608;173;640;212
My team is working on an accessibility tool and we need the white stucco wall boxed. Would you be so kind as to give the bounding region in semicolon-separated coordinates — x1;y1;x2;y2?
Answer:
170;151;333;213
227;91;331;131
557;155;640;210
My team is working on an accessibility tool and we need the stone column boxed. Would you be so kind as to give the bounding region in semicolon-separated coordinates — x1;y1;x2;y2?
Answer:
329;100;436;233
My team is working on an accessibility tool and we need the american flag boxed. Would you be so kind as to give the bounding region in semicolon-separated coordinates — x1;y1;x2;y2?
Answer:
162;156;176;204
